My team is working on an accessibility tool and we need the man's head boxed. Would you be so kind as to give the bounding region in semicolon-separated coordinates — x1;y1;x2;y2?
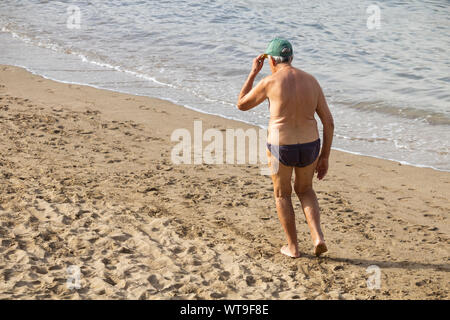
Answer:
265;38;293;70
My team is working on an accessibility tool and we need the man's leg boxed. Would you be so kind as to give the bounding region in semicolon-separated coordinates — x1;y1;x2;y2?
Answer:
267;150;299;258
294;159;327;256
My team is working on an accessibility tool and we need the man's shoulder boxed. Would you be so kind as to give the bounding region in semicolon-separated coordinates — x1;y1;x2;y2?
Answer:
295;68;317;82
260;74;275;88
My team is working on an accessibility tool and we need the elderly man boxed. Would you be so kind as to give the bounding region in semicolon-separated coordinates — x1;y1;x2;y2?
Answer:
237;38;334;258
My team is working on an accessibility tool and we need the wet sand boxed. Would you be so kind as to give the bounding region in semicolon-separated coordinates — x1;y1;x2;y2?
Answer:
0;65;448;299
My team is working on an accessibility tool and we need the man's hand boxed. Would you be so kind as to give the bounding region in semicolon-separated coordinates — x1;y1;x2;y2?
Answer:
251;54;265;76
315;155;329;180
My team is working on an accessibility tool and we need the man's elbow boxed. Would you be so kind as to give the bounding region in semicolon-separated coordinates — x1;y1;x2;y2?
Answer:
324;119;335;130
236;101;247;111
328;120;335;129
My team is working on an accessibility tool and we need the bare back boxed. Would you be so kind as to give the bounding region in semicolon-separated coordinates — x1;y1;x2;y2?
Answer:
266;66;320;145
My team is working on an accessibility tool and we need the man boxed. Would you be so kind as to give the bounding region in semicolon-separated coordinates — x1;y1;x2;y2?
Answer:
237;38;334;258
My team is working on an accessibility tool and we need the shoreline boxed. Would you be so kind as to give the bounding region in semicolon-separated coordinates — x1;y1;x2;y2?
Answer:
3;62;448;173
0;64;448;299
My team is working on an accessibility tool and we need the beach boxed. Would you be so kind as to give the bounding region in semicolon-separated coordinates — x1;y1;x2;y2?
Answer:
0;65;448;299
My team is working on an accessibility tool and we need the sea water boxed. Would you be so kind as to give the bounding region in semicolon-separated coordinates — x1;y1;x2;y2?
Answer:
0;0;448;170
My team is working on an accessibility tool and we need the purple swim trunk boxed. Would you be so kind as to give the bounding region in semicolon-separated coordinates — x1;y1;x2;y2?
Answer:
267;138;321;167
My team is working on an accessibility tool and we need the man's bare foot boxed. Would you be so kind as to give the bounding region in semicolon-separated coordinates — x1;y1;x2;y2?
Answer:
314;241;328;257
280;245;300;258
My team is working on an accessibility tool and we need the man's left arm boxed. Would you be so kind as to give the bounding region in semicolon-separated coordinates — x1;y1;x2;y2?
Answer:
237;54;268;111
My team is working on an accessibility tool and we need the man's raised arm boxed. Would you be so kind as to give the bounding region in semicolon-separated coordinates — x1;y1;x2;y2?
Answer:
237;54;268;111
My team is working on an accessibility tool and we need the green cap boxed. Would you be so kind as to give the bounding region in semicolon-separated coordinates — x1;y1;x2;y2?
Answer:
265;38;293;57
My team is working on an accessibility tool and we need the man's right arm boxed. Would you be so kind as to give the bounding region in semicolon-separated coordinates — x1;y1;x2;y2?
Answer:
315;83;334;180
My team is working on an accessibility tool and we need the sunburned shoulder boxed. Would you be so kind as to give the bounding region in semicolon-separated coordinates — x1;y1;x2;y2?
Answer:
296;70;321;91
295;68;316;81
263;68;318;88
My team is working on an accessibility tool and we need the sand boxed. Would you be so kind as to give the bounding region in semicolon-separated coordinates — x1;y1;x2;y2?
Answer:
0;65;448;300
